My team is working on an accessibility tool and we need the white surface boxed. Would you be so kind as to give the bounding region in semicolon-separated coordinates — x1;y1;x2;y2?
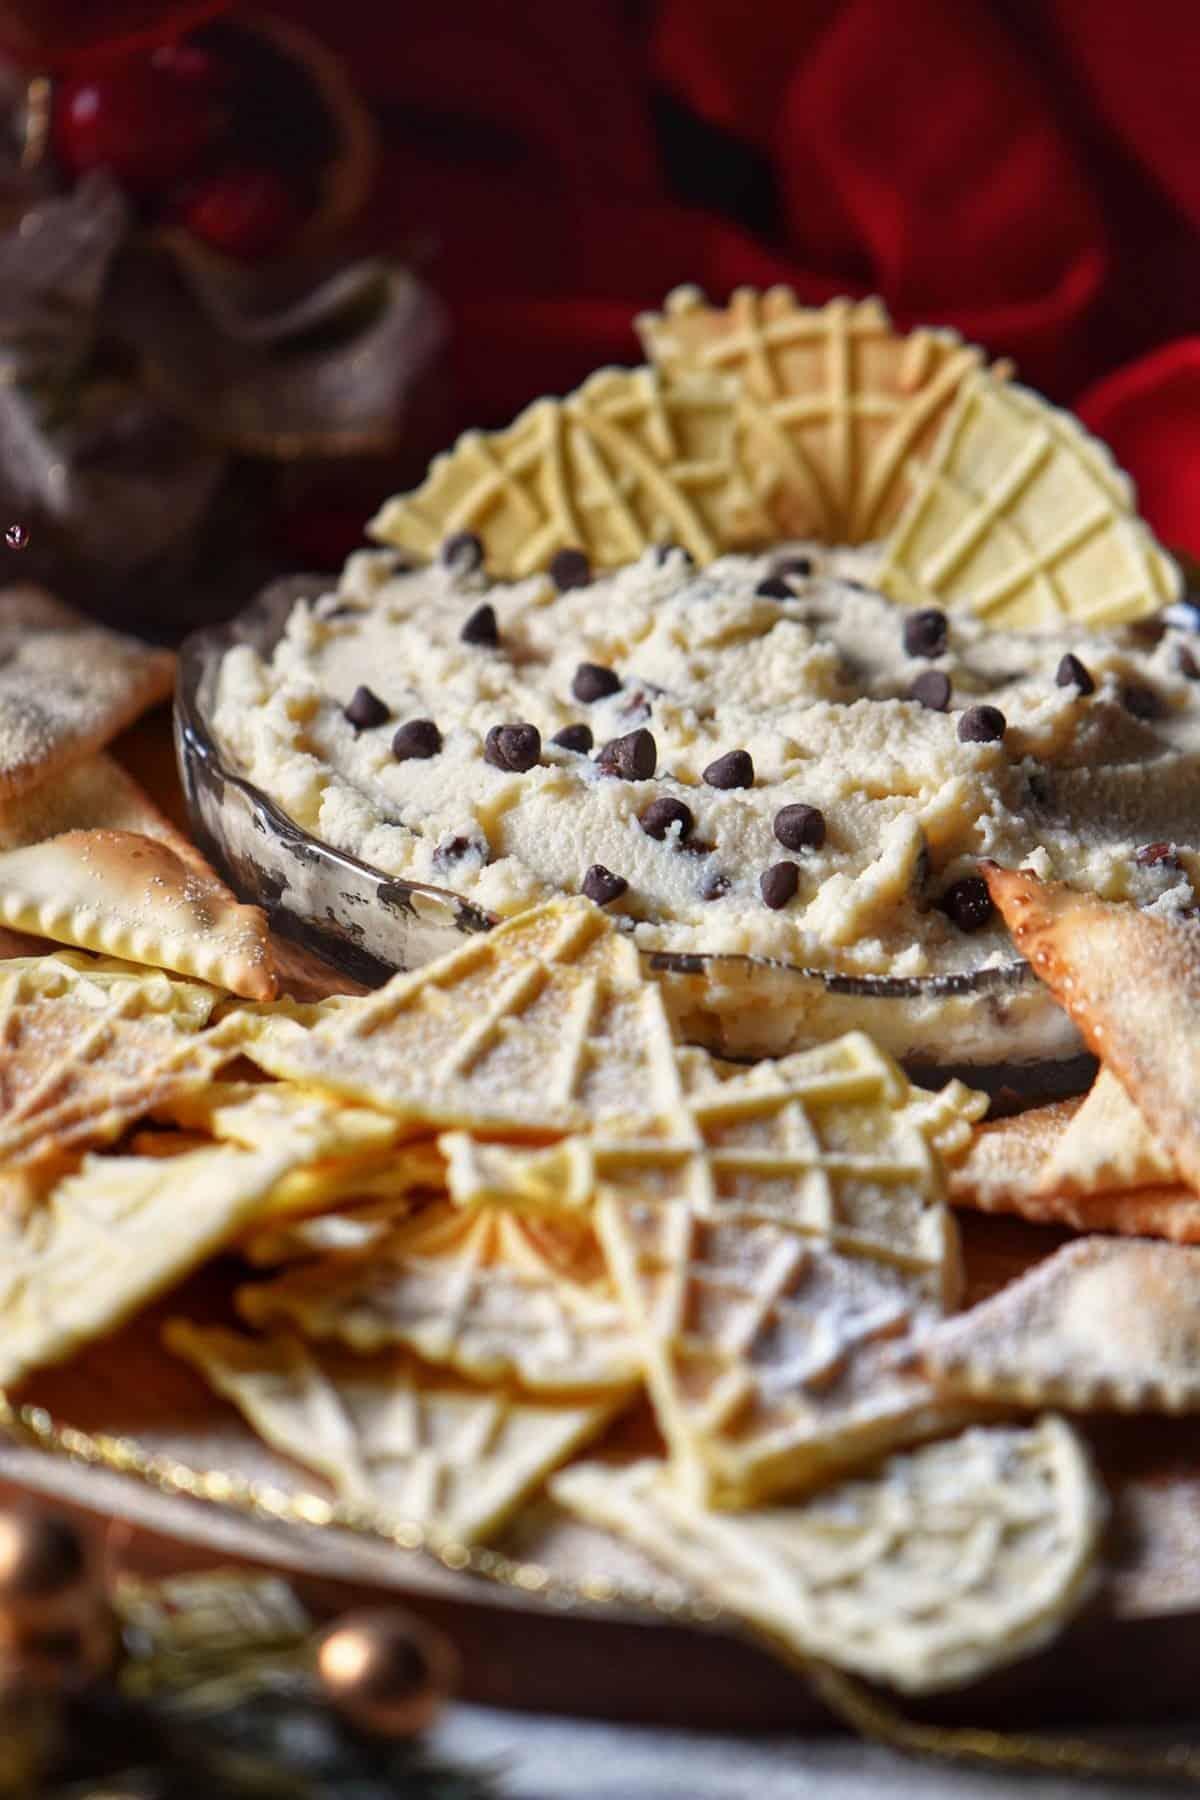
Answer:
433;1706;1188;1799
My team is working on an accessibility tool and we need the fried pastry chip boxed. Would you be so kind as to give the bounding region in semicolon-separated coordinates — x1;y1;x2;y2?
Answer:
0;952;235;1171
637;287;992;543
0;827;276;1000
874;374;1180;627
233;898;683;1139
924;1238;1200;1412
165;1322;614;1544
552;1417;1103;1694
369;365;772;575
948;1099;1082;1214
239;1201;641;1398
984;863;1200;1192
1035;1068;1176;1197
0;586;174;801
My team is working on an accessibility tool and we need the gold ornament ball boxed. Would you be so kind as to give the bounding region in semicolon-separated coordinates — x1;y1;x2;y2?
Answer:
0;1511;91;1621
317;1606;460;1738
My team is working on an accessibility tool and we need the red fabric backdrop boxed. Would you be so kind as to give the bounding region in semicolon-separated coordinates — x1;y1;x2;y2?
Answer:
280;0;1200;559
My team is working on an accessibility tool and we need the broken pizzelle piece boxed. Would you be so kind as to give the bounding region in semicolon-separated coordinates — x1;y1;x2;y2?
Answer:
551;1416;1105;1694
165;1321;616;1544
238;1200;642;1399
924;1238;1200;1412
983;863;1200;1192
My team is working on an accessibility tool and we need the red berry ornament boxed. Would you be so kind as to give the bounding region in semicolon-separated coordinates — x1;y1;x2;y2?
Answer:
53;55;221;197
174;164;303;261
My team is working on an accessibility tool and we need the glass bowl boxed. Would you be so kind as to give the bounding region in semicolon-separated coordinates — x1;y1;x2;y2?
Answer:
175;578;1089;1096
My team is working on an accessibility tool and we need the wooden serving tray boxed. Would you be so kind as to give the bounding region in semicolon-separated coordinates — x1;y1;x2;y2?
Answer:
3;713;1200;1733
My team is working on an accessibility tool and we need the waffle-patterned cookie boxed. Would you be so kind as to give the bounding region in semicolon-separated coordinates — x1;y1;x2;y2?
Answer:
587;1035;964;1504
233;898;683;1139
369;365;772;576
552;1417;1104;1694
239;1201;641;1398
0;952;235;1171
874;373;1180;627
925;1238;1200;1412
638;286;993;544
166;1322;614;1543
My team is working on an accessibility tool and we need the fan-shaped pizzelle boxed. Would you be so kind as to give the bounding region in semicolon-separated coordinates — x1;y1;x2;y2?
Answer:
368;365;772;575
166;1321;615;1544
637;286;996;543
231;897;686;1140
238;1201;641;1398
874;374;1180;627
552;1417;1105;1694
0;953;235;1172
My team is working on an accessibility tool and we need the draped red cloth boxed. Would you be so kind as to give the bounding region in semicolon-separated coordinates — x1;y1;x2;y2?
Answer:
279;0;1200;559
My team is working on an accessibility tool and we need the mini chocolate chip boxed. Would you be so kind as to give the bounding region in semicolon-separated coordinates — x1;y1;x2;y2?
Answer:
698;869;731;901
772;555;813;579
1135;841;1178;867
755;575;793;600
957;704;1007;744
703;749;754;790
392;718;441;761
939;876;994;932
773;803;825;852
1122;683;1163;721
344;685;389;731
639;797;694;841
484;722;541;772
597;728;657;780
760;861;799;910
902;608;948;659
550;546;591;591
1055;652;1095;696
460;602;499;646
1177;645;1200;680
572;662;622;703
551;723;593;753
435;834;486;868
582;864;627;905
441;529;483;573
908;669;951;712
1024;770;1052;806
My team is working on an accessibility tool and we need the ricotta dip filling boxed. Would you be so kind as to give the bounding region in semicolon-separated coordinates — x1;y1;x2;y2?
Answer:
213;541;1200;982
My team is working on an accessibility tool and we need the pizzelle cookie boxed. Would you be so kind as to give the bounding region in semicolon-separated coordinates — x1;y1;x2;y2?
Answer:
0;952;236;1172
165;1322;615;1544
552;1417;1105;1694
238;1201;641;1399
369;365;771;576
874;373;1180;627
637;287;994;543
924;1238;1200;1412
579;1036;967;1504
0;1082;410;1387
0;586;174;801
233;897;684;1139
